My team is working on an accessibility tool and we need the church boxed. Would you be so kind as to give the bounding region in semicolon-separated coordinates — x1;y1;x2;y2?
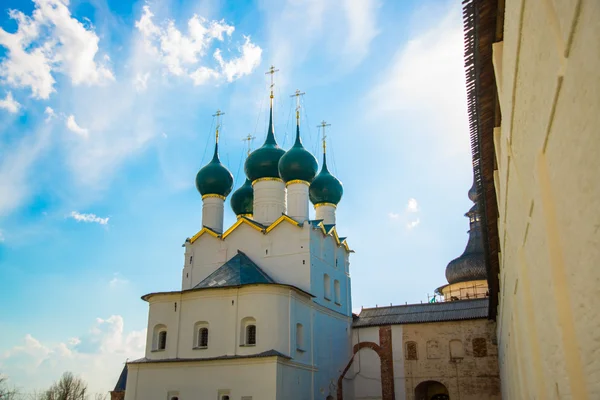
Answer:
108;65;501;400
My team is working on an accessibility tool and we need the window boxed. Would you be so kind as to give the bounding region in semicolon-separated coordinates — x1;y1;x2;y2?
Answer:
247;325;256;345
324;274;331;300
167;390;179;399
296;323;304;351
222;397;229;400
218;389;231;400
199;327;209;347
158;331;167;350
153;324;167;351
427;340;441;359
189;255;193;264
334;280;341;304
472;338;487;357
240;317;257;346
406;341;418;360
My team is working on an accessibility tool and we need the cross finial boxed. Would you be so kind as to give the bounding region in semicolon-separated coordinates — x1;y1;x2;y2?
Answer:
265;65;279;102
213;109;225;143
290;89;306;124
242;134;255;156
317;120;331;153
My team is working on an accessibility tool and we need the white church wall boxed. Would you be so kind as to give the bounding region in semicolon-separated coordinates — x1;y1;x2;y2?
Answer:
391;325;406;400
185;222;313;292
312;309;353;398
125;358;278;400
310;230;351;316
144;286;303;360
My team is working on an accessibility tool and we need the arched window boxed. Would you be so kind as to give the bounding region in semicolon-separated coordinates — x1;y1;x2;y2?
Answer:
153;324;167;351
324;274;331;300
246;325;256;345
406;341;418;360
194;321;209;349
296;323;304;351
334;279;341;304
240;317;257;346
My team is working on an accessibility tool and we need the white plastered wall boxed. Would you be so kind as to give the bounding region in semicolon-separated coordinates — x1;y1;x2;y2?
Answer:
493;0;600;398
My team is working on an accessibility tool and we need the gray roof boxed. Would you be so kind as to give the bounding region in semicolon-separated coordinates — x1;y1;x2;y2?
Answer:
112;365;127;391
128;350;289;364
194;250;275;289
353;298;489;328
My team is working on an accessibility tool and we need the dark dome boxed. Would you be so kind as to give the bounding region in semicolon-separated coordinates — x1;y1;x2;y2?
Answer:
245;107;285;182
195;143;234;198
468;177;478;202
278;124;318;183
309;153;343;205
445;204;487;284
230;178;253;216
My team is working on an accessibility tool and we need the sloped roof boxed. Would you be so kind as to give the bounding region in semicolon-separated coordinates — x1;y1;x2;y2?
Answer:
194;250;275;289
112;364;127;391
353;298;489;328
128;349;290;364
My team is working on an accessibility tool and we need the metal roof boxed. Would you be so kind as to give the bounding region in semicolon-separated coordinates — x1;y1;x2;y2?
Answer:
112;364;127;391
128;349;289;364
353;298;489;328
194;250;275;289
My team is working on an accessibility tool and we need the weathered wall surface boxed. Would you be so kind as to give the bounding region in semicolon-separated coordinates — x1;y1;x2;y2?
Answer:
349;319;500;400
494;0;600;398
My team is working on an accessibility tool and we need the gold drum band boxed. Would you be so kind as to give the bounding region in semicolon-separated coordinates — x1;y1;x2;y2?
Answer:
286;180;310;187
314;202;337;209
202;194;226;200
252;177;284;185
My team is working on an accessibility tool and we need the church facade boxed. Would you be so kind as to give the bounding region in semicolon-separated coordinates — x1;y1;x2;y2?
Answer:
114;73;500;400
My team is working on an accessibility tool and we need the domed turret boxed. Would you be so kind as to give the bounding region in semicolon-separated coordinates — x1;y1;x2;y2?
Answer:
230;178;253;217
444;200;487;284
309;153;343;206
195;143;234;198
244;106;285;182
196;109;233;233
278;124;318;183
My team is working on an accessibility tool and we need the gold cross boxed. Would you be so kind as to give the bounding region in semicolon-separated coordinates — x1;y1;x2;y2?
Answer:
317;120;331;153
265;65;279;101
290;89;305;123
242;134;255;156
212;109;225;143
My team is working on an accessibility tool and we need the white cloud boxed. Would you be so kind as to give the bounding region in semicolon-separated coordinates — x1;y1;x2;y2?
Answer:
388;212;400;220
0;126;50;217
133;72;150;91
0;0;114;99
342;0;380;60
367;4;469;158
69;211;109;225
66;115;89;137
44;106;55;121
109;274;129;289
406;218;420;230
135;5;259;85
0;91;20;113
0;315;145;394
406;198;419;213
214;36;262;82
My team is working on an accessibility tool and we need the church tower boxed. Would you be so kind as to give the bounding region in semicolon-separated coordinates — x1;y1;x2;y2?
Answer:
435;177;489;301
123;67;353;400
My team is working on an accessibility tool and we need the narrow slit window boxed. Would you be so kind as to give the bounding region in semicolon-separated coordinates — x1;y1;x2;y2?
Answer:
158;331;167;350
198;327;209;347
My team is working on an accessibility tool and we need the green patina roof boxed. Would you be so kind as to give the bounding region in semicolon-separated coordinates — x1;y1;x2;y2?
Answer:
309;152;343;205
278;123;318;183
195;143;234;197
230;178;253;215
194;250;275;289
244;106;285;181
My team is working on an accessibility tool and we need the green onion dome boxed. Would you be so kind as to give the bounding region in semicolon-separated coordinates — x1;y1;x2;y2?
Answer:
309;153;343;205
230;178;253;216
278;124;318;183
244;106;286;182
195;142;234;198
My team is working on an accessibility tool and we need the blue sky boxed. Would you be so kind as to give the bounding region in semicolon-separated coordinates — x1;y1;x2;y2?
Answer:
0;0;473;394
